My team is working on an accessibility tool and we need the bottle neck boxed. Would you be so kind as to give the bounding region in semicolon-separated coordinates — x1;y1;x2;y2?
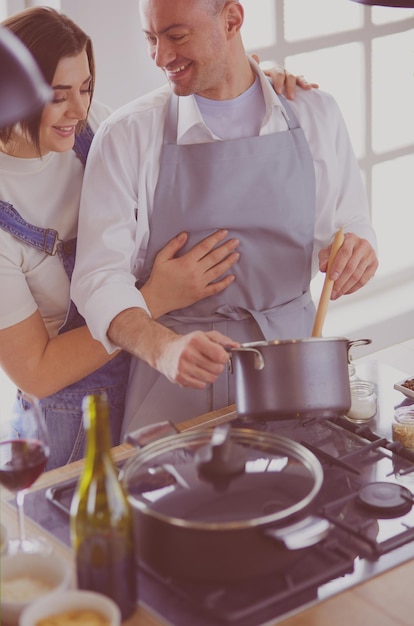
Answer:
83;393;113;464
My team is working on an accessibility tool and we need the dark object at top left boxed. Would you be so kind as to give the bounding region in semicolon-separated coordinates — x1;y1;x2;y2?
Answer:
0;26;51;127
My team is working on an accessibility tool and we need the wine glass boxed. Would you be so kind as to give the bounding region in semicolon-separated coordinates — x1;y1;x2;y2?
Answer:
0;394;51;554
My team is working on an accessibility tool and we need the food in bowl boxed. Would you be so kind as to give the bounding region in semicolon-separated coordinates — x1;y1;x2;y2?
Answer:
20;590;121;626
394;377;414;399
35;609;110;626
402;378;414;391
0;552;72;626
0;575;54;602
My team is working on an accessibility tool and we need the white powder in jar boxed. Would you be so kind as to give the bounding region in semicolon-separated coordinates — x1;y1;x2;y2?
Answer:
1;576;54;602
346;380;377;422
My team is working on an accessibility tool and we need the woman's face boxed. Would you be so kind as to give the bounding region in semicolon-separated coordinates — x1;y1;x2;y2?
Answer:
10;50;92;158
36;49;92;157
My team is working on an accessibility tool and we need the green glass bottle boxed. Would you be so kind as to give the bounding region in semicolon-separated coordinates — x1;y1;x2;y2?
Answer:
70;392;137;620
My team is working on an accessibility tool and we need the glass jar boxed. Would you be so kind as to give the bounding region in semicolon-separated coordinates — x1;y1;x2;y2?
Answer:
392;406;414;450
346;380;377;423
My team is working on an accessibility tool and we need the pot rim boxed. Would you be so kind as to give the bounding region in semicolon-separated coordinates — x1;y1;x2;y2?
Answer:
122;428;324;531
238;337;350;349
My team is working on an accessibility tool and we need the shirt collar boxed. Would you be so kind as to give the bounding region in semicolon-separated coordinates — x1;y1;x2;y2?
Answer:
176;56;288;143
252;57;291;128
177;95;213;143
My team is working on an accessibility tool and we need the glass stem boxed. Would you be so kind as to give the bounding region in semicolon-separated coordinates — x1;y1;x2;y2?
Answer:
16;490;26;549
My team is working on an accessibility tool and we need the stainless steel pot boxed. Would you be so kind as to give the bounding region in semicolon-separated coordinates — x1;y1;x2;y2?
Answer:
122;424;329;582
229;337;371;420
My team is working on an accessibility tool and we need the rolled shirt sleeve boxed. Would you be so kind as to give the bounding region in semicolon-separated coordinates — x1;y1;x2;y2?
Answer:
71;101;161;352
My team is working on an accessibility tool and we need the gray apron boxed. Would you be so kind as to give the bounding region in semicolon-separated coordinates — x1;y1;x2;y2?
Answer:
123;93;316;432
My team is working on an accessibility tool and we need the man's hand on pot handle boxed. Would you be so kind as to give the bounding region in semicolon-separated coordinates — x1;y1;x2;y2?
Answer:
155;330;240;389
108;309;239;389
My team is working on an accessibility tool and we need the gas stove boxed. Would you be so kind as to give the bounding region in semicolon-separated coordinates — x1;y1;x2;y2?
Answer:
133;360;414;626
31;360;414;626
137;408;414;626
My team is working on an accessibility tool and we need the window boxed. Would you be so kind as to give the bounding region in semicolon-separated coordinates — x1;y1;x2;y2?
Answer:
0;0;60;18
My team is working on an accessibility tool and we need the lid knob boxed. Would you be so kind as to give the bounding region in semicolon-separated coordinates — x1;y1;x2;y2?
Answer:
196;424;247;481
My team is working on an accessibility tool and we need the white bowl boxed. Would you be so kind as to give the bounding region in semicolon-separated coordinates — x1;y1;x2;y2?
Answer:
20;590;121;626
0;552;72;625
394;377;414;399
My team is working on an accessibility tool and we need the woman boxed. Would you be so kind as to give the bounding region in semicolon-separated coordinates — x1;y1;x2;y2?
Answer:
0;7;310;469
0;7;244;469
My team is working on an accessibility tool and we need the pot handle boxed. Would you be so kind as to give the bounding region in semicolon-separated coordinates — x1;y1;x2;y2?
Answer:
347;338;372;363
264;515;331;550
228;346;265;372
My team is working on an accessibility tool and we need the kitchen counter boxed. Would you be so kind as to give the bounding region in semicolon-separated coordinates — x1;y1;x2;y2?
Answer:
2;338;414;626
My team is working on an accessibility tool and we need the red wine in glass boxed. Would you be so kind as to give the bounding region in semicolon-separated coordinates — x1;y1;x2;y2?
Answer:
0;439;48;491
0;395;50;554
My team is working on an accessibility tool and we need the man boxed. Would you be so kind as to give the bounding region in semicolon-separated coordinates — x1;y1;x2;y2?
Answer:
72;0;378;433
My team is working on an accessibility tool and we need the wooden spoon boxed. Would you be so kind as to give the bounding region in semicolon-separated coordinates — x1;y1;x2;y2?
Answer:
311;227;344;337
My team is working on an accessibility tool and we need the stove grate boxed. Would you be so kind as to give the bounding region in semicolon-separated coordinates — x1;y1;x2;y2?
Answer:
140;534;355;625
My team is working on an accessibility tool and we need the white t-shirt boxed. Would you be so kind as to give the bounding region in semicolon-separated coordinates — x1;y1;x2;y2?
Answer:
194;74;266;139
72;59;377;352
0;100;111;336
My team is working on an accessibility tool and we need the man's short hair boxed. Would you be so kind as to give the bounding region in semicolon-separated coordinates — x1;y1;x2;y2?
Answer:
204;0;239;16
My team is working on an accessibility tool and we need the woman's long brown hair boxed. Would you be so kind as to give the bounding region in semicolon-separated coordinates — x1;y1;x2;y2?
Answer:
0;6;95;154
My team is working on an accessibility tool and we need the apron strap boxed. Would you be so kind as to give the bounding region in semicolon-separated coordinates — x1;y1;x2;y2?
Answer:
278;95;301;130
160;290;312;336
72;123;94;167
164;94;179;144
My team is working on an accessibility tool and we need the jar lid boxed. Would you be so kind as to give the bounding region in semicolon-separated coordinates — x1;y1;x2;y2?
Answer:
122;427;323;530
394;405;414;424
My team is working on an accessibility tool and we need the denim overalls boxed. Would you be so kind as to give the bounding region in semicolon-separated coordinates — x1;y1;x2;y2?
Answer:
0;126;130;469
